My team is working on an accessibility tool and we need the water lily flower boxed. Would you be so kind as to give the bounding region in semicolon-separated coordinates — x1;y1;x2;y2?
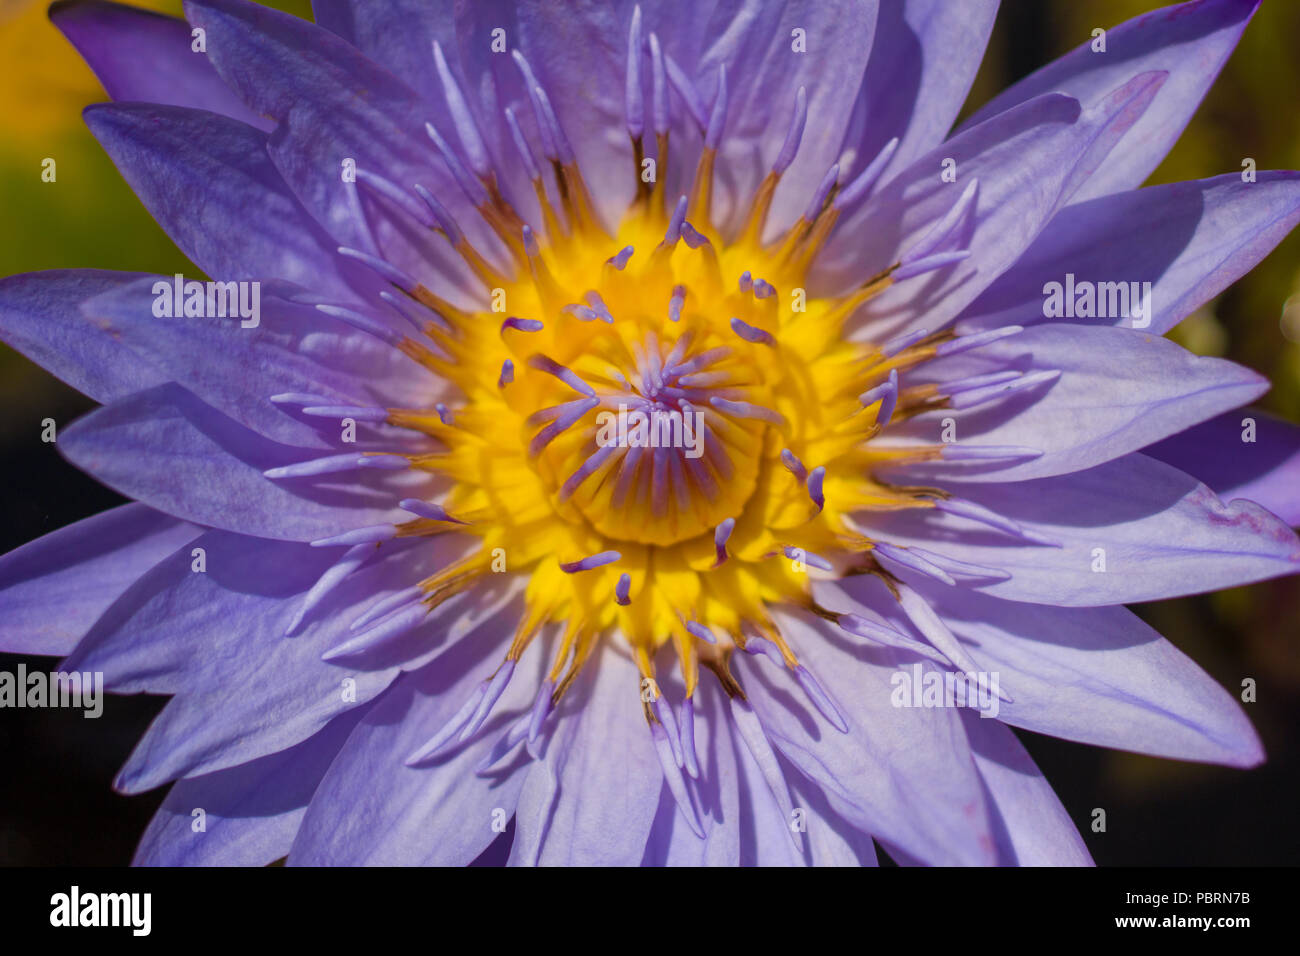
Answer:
3;0;1299;866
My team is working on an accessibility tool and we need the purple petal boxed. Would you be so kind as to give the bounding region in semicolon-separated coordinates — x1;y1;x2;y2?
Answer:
0;504;198;656
864;452;1300;606
959;172;1300;336
881;323;1268;482
52;0;272;130
961;0;1260;202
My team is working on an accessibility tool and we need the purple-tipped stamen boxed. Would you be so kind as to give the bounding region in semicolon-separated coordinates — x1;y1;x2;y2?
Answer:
460;658;518;741
649;32;669;136
948;369;1061;410
663;51;707;129
680;697;700;778
939;444;1044;462
685;620;716;644
781;448;808;482
625;5;644;140
351;584;423;631
713;516;735;566
704;64;728;149
730;316;775;347
503;105;541;182
608;245;635;270
316;301;402;346
794;664;849;733
559;550;622;573
893;249;971;280
934;324;1025;357
300;404;389;423
498;359;514;388
882;328;930;358
310;524;399;549
806;465;825;514
615;572;632;606
355;168;434;228
527;354;597;397
500;317;544;335
904;179;979;264
432;41;491;179
399;498;466;524
285;543;372;636
668;284;686;322
325;598;429;661
412;183;463;246
773;86;808;175
803;163;840;221
873;540;957;586
406;685;486;765
835;136;900;210
784;545;832;571
932;496;1062;547
649;720;705;837
423;121;490;204
859;368;899;426
262;453;369;479
709;396;785;426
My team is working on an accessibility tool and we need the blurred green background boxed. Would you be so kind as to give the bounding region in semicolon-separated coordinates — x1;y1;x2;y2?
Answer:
0;0;1297;864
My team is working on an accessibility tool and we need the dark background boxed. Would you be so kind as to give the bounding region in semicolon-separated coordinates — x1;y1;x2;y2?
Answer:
1;0;1298;865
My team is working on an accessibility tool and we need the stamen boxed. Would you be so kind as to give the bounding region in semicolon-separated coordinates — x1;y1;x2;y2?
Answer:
834;136;899;210
423;121;490;205
559;550;622;573
892;249;970;279
311;524;399;548
500;317;544;334
802;162;840;222
709;396;785;426
939;444;1044;462
503;105;540;182
399;498;467;524
615;573;632;606
934;324;1024;357
528;397;599;456
356;168;434;228
624;5;644;141
528;679;555;743
932;496;1063;547
607;245;635;270
713;516;735;566
431;41;492;179
498;359;514;387
300;404;388;422
649;32;669;138
873;540;957;586
460;658;517;741
784;545;832;570
882;328;930;358
663;52;707;129
794;664;849;732
351;584;422;631
324;598;430;661
806;465;826;513
679;696;700;778
948;369;1060;409
730;316;775;347
527;354;597;397
263;453;374;479
332;251;417;298
667;285;687;322
859;368;899;425
406;684;487;764
686;621;717;644
648;718;705;837
781;448;808;482
285;543;372;636
904;179;979;264
729;698;803;853
773;86;808;175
